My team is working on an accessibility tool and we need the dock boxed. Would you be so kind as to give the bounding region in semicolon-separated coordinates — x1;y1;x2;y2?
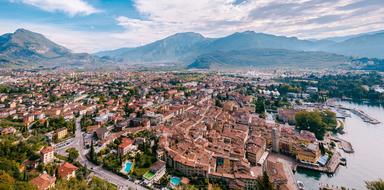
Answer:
340;107;380;124
330;137;354;153
326;151;341;173
329;101;381;124
319;183;352;190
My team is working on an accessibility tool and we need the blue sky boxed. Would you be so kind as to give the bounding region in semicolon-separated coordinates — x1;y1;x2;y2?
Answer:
0;0;383;53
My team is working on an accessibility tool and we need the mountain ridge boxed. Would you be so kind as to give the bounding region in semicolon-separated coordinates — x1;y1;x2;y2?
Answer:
0;28;111;68
1;28;384;70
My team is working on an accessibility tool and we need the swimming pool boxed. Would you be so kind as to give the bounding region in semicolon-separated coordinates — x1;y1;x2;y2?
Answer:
170;176;181;186
124;161;132;173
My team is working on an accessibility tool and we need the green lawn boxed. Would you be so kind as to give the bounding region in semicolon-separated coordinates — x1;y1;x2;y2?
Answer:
143;171;155;180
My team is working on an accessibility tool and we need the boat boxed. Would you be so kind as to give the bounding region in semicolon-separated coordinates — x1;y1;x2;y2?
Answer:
340;157;347;166
297;181;305;190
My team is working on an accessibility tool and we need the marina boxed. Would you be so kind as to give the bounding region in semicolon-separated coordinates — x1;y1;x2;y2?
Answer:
328;99;381;124
295;102;384;190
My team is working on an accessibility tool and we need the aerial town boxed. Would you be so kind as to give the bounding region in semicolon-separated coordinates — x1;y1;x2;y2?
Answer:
2;69;380;190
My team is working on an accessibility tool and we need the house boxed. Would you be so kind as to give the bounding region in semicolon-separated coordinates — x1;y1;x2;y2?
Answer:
299;130;317;143
115;120;129;131
22;160;39;170
86;125;101;134
23;114;35;126
296;143;321;164
40;146;54;164
306;87;319;94
30;173;56;190
223;101;238;112
265;160;288;189
118;137;134;156
0;127;16;135
95;127;109;140
55;127;68;140
9;101;17;108
246;137;266;165
277;109;299;124
143;160;166;183
58;162;78;180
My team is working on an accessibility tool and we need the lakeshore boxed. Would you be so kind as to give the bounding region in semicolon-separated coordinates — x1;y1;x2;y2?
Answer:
295;102;384;190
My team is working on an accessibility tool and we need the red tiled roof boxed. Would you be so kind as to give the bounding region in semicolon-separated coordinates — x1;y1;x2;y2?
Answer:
30;173;56;190
40;146;53;154
119;137;133;149
58;162;78;179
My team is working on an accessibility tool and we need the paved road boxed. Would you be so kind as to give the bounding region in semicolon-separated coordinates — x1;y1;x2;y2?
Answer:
56;116;147;190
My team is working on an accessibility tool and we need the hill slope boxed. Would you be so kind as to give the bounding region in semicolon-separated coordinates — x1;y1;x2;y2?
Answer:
96;32;213;63
187;49;349;69
0;29;110;68
324;32;384;58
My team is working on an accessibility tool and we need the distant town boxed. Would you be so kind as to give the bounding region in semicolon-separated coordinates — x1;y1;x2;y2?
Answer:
0;69;383;190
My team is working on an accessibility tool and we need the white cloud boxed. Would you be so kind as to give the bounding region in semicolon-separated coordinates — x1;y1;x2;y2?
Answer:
18;0;99;16
114;0;384;45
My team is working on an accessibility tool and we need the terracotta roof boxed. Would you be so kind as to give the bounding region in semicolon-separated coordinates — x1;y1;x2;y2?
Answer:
118;137;133;149
40;146;53;154
30;173;56;190
58;162;78;179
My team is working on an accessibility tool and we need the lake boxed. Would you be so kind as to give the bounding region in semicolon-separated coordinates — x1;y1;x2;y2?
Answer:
295;102;384;190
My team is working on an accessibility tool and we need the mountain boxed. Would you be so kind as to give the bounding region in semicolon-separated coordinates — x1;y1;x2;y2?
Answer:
97;30;384;66
324;30;384;42
96;32;212;63
0;29;110;68
200;31;320;52
95;31;340;65
324;32;384;58
0;29;71;59
2;29;383;70
187;49;349;69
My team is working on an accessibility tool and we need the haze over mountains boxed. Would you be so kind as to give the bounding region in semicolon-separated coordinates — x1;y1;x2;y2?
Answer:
1;28;384;69
96;30;384;69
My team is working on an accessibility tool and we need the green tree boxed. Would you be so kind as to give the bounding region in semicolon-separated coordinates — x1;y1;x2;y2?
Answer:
66;148;79;163
0;170;14;190
255;98;265;114
256;171;274;190
89;176;117;190
89;140;96;164
366;179;384;190
295;110;326;140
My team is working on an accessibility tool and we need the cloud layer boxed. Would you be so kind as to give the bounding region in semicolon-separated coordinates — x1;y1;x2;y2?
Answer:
3;0;384;52
19;0;99;16
119;0;384;40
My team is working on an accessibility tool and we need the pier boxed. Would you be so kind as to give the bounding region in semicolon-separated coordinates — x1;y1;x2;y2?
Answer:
340;107;380;124
319;184;352;190
330;137;354;153
328;100;381;124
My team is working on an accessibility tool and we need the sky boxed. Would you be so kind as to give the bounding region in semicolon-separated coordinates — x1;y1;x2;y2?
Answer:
0;0;383;53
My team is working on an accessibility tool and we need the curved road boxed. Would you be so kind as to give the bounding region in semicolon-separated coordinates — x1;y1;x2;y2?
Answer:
56;117;147;190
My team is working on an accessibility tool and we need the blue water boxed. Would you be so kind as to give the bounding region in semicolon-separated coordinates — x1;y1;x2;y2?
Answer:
124;162;132;173
170;177;181;186
295;102;384;190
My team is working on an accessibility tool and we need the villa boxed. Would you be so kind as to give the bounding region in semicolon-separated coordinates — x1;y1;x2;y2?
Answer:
118;137;135;156
143;160;166;184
